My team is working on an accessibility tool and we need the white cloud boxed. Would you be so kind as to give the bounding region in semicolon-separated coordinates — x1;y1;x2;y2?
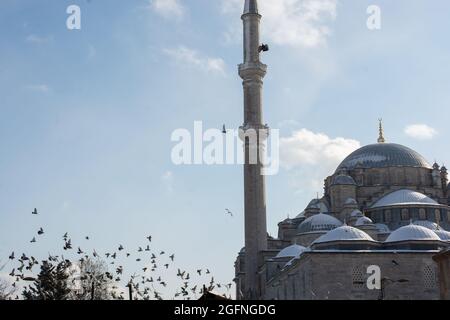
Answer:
163;46;226;75
404;124;438;140
26;34;52;44
222;0;337;48
150;0;185;20
161;171;174;193
279;129;360;190
25;84;50;93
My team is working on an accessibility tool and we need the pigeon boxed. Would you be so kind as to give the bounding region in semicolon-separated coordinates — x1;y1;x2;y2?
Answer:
37;227;44;235
169;254;175;261
147;236;152;242
30;237;36;243
9;252;15;260
118;245;124;251
32;208;38;215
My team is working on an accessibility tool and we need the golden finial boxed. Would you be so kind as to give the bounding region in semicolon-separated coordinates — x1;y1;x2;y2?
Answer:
377;118;385;143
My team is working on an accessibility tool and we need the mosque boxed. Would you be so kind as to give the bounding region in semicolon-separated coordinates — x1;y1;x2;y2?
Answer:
234;0;450;300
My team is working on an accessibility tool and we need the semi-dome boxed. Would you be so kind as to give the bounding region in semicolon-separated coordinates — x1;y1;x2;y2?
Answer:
355;216;374;226
336;143;431;171
331;174;356;186
385;224;441;242
434;229;450;241
313;226;375;244
275;244;306;258
413;220;439;230
371;189;438;208
297;213;342;234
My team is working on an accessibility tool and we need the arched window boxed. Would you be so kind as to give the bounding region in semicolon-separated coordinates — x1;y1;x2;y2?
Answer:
384;210;392;223
352;265;365;289
423;265;437;289
401;209;410;221
419;208;427;220
435;209;441;222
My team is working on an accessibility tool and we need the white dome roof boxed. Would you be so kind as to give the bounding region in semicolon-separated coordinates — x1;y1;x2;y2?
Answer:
313;226;375;244
372;189;438;208
350;210;363;217
385;224;441;242
345;198;357;205
297;213;343;234
375;223;390;233
412;220;439;230
434;229;450;241
355;216;374;226
275;244;306;258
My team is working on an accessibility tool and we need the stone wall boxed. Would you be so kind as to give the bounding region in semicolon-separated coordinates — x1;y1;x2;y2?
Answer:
265;252;440;300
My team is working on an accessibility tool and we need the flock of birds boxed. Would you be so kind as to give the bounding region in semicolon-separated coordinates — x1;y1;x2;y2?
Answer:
2;208;233;300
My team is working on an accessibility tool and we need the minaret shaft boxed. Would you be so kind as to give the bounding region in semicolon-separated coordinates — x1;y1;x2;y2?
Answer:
239;0;268;300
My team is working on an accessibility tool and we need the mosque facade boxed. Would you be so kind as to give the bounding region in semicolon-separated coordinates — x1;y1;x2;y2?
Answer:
234;0;450;300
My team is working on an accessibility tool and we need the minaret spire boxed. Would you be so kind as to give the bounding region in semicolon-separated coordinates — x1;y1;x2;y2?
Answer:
244;0;258;14
378;118;386;143
239;0;268;300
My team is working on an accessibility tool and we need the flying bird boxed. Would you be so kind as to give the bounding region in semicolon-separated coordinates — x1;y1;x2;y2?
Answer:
32;208;38;215
222;124;227;134
37;227;44;235
30;237;36;243
147;235;152;242
9;252;15;260
225;209;233;217
169;254;175;261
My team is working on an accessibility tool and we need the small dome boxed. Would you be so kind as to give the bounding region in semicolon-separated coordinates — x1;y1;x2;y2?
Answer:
351;210;364;217
375;223;390;233
355;216;374;226
434;229;450;241
413;220;439;230
275;244;306;258
332;174;356;186
371;189;438;208
385;224;441;242
297;213;342;234
345;198;358;205
313;226;375;244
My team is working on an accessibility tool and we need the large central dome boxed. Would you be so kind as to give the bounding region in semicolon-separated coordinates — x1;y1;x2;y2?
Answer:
336;143;431;171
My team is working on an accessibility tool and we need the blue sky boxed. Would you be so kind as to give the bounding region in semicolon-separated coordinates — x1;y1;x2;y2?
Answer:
1;0;450;297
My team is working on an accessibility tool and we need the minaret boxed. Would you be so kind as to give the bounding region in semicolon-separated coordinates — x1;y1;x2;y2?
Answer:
239;0;268;300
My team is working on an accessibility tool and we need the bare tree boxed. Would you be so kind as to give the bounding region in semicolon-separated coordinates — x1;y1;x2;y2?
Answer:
70;257;113;300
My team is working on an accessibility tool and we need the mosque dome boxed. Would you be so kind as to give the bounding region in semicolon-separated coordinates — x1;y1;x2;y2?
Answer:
355;216;374;226
434;229;450;241
350;210;364;217
375;223;390;233
275;244;306;258
331;174;356;186
312;226;374;244
336;143;431;171
385;224;441;242
371;189;438;209
413;220;439;230
297;213;342;234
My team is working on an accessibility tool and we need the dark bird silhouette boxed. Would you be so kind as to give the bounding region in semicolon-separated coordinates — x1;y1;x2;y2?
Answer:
9;269;15;277
32;208;38;215
164;264;169;269
138;247;143;252
197;269;202;276
37;227;44;235
147;235;152;242
118;245;124;251
160;251;165;255
9;252;14;260
30;237;36;243
145;245;150;252
392;260;399;266
222;124;227;134
85;236;90;240
77;247;83;255
225;208;233;217
169;254;175;261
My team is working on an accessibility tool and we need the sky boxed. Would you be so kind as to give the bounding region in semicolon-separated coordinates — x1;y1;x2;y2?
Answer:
1;0;450;297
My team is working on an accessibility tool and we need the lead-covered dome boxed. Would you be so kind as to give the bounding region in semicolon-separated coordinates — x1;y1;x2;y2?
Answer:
297;213;342;234
275;244;306;258
336;143;431;171
371;189;438;208
313;226;375;244
385;224;441;242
